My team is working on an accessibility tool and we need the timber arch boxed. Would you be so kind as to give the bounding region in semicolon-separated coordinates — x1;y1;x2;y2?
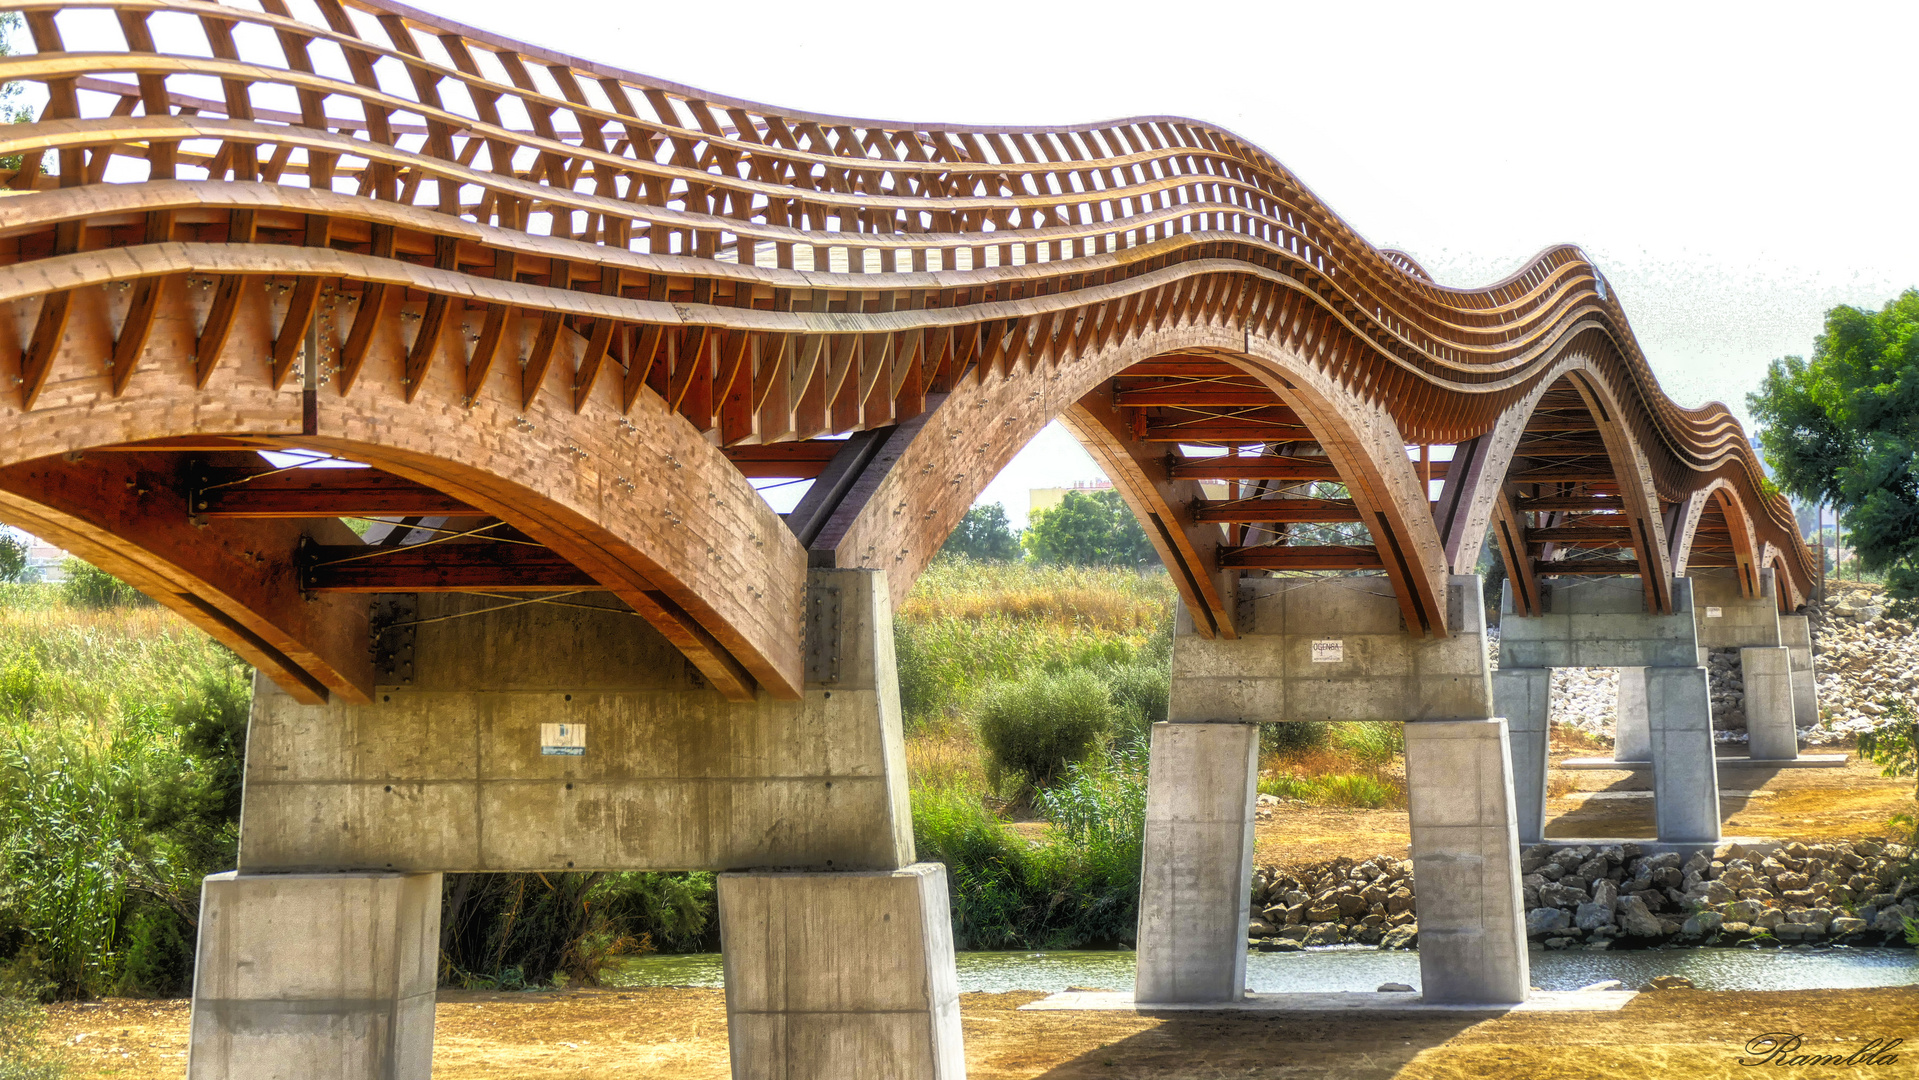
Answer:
0;0;1815;698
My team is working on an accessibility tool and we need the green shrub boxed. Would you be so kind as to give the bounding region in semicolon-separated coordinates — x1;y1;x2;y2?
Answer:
1332;721;1404;765
56;560;143;610
1098;662;1168;751
913;756;1145;951
1262;721;1329;756
0;535;26;586
116;907;191;997
974;668;1114;789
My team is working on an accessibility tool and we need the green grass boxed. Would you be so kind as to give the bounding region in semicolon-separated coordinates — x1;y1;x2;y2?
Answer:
1257;771;1403;809
896;558;1175;725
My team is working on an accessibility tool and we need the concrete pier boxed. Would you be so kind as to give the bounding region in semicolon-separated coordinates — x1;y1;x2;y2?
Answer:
1496;577;1722;843
187;871;441;1079
1741;646;1798;760
1780;615;1820;729
1134;720;1259;1004
1492;667;1550;845
1614;667;1651;763
1146;574;1524;1005
720;864;964;1079
1404;719;1529;1005
1647;667;1722;842
189;568;962;1078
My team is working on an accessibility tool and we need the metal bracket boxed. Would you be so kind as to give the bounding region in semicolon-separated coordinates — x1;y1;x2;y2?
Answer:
805;585;842;685
368;594;416;686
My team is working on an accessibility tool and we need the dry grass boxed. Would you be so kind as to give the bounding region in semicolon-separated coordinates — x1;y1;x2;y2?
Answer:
901;560;1175;634
904;720;994;795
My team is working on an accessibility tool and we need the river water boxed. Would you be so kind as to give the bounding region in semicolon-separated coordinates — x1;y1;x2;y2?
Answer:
608;946;1919;994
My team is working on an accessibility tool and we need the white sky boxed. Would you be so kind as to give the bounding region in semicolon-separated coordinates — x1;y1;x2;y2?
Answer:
34;1;1919;527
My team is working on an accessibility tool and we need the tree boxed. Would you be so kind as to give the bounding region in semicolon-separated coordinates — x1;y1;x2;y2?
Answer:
938;503;1021;562
1749;291;1919;607
0;531;27;583
1021;489;1159;568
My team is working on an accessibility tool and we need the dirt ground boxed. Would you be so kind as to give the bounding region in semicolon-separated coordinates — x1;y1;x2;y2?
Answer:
41;985;1918;1079
1253;747;1915;868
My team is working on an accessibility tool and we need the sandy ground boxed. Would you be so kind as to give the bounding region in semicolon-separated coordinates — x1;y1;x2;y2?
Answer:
1253;748;1914;867
41;985;1919;1079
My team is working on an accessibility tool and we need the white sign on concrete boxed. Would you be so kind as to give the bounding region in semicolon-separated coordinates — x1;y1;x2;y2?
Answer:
1311;639;1344;663
1705;606;1723;618
540;723;586;756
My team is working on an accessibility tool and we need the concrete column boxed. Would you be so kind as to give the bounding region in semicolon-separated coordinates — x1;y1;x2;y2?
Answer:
1135;720;1259;1004
1492;668;1550;844
187;871;440;1080
1404;719;1529;1005
1615;667;1651;762
1646;667;1722;842
1780;615;1820;728
1741;646;1798;760
720;864;963;1080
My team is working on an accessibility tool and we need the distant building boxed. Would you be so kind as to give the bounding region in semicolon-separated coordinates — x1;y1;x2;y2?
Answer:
1028;480;1114;517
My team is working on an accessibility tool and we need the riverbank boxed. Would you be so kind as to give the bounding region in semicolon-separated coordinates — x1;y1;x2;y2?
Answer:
40;985;1918;1078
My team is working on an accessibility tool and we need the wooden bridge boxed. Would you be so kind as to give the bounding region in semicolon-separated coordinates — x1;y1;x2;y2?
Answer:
0;2;1821;1077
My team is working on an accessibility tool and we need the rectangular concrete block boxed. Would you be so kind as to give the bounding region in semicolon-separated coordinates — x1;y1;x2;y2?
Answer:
1615;668;1650;762
719;863;963;1080
1741;646;1798;761
188;871;440;1080
238;570;915;873
1493;669;1550;845
1136;721;1259;1004
1404;719;1529;1004
1691;570;1782;649
1171;576;1491;724
1645;667;1721;843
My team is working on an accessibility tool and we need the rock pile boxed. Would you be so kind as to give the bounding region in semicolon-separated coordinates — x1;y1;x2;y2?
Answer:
1804;582;1919;744
1246;856;1420;951
1249;841;1916;951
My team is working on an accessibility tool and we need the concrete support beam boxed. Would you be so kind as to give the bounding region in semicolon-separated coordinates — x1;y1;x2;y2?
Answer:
1780;615;1820;728
719;864;964;1080
1169;575;1491;724
1498;577;1702;668
1615;667;1650;762
237;569;914;873
1135;720;1259;1004
1492;667;1550;845
1741;646;1798;761
1404;719;1529;1005
1647;667;1722;843
188;871;440;1080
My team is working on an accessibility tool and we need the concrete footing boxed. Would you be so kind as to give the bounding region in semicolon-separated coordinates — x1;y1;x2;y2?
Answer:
1134;720;1259;1004
1647;667;1722;843
1404;719;1529;1005
1492;668;1549;845
1741;646;1798;760
719;863;964;1080
187;871;441;1079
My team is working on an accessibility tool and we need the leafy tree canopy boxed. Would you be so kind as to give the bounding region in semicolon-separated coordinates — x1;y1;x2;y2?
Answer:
1749;290;1919;605
1021;489;1159;568
0;531;27;584
938;503;1022;562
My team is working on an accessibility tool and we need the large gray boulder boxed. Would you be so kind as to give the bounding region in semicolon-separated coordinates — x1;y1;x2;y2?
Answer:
1616;895;1662;937
1526;907;1572;936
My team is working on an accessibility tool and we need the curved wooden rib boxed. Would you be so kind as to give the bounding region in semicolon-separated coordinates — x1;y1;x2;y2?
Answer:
0;0;1817;699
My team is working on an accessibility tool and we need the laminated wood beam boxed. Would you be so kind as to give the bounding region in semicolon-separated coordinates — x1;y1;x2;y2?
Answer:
301;542;597;592
1219;545;1384;570
194;468;478;517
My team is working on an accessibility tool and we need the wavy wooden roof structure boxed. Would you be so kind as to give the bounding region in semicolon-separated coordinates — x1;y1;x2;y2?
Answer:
0;0;1815;703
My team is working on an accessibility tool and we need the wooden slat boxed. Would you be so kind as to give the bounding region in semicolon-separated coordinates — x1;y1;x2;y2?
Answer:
195;469;478;517
1219;545;1384;570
